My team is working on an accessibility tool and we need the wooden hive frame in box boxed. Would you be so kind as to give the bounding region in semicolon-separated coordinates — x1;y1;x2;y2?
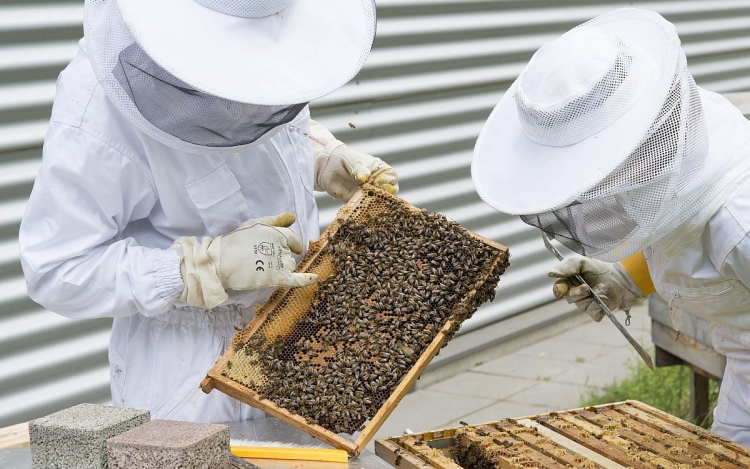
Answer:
375;400;750;469
200;184;509;457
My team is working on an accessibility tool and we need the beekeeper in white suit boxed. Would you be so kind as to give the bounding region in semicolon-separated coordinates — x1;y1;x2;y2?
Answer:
19;0;397;423
472;8;750;446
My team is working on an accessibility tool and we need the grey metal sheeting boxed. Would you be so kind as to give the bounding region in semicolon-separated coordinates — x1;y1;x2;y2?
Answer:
2;0;750;426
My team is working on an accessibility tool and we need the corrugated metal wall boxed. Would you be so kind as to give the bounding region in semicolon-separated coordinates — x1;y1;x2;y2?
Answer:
2;0;750;427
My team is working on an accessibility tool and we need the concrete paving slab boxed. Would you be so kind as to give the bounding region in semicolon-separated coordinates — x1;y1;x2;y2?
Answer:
589;342;648;368
515;337;614;364
445;401;550;428
556;321;642;348
504;381;589;411
550;362;635;389
552;303;650;347
474;353;576;380
371;390;495;443
425;371;538;400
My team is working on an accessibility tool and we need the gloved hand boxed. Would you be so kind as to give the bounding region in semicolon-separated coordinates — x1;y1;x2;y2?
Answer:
172;213;318;309
306;119;399;202
548;256;643;322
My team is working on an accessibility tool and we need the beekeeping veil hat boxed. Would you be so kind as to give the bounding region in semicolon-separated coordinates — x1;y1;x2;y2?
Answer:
83;0;376;155
472;8;750;262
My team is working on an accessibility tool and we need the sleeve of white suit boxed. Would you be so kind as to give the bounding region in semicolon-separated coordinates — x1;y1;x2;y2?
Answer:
306;119;399;202
720;235;750;289
18;123;184;320
306;119;340;193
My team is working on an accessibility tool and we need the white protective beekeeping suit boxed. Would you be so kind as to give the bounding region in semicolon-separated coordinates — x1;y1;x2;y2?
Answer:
19;0;397;423
472;8;750;446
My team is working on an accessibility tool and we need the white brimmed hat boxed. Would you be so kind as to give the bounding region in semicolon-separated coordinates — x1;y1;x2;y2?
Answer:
472;8;675;215
83;0;376;154
473;8;750;261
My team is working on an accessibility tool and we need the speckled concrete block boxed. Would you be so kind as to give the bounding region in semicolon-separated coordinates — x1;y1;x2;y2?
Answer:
107;420;231;469
29;403;150;469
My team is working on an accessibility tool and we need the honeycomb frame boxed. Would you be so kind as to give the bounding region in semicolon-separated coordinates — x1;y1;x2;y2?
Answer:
375;400;750;469
201;184;509;456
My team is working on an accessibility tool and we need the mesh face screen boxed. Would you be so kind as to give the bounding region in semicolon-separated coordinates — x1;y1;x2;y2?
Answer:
521;198;638;256
113;44;307;148
218;188;507;435
520;68;700;259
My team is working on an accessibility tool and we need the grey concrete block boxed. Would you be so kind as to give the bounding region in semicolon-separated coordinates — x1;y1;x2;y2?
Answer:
107;420;231;469
29;403;150;469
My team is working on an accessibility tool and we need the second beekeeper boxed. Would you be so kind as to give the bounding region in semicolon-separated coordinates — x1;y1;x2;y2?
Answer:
18;0;397;423
472;8;750;446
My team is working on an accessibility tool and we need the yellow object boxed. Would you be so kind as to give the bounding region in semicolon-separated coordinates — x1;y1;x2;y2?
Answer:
621;253;655;296
231;446;349;463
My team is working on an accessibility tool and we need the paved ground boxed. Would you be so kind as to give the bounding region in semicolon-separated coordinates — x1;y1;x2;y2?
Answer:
371;301;652;446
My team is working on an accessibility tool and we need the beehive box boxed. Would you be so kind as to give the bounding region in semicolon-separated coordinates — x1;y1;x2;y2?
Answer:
201;185;509;456
375;400;750;469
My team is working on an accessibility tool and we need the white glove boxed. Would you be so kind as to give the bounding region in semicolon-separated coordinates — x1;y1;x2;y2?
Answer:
172;213;318;309
306;119;399;202
548;256;643;322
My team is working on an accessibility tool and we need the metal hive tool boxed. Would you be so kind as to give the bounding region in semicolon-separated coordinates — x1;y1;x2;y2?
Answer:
201;185;510;456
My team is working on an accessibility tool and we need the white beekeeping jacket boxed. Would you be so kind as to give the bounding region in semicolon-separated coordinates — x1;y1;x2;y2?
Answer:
648;175;750;331
18;41;320;422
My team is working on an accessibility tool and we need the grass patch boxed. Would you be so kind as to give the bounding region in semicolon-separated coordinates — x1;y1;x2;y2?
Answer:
581;359;719;429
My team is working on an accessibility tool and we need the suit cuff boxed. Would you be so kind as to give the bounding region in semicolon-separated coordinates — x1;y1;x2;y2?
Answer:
155;248;184;303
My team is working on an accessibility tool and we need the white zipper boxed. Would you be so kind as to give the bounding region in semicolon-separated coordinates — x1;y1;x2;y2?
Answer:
670;285;734;299
666;285;735;334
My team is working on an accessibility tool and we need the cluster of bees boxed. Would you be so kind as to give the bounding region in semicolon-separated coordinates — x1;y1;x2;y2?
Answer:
455;427;536;469
234;197;506;434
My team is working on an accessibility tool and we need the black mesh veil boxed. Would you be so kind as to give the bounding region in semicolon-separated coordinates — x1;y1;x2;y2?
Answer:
521;198;638;256
113;44;308;148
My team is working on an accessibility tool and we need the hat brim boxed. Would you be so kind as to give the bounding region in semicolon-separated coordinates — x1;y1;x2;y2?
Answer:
472;9;679;215
115;0;375;105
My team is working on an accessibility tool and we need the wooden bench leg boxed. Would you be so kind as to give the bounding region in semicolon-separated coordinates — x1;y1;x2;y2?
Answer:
691;370;710;426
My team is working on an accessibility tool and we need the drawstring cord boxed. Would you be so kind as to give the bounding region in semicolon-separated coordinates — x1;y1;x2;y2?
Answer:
667;292;681;340
643;246;653;260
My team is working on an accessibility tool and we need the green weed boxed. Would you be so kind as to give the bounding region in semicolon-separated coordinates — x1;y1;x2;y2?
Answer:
581;360;719;429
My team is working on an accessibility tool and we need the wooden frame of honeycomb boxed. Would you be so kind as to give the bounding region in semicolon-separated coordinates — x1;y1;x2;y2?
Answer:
200;185;509;456
375;400;750;469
